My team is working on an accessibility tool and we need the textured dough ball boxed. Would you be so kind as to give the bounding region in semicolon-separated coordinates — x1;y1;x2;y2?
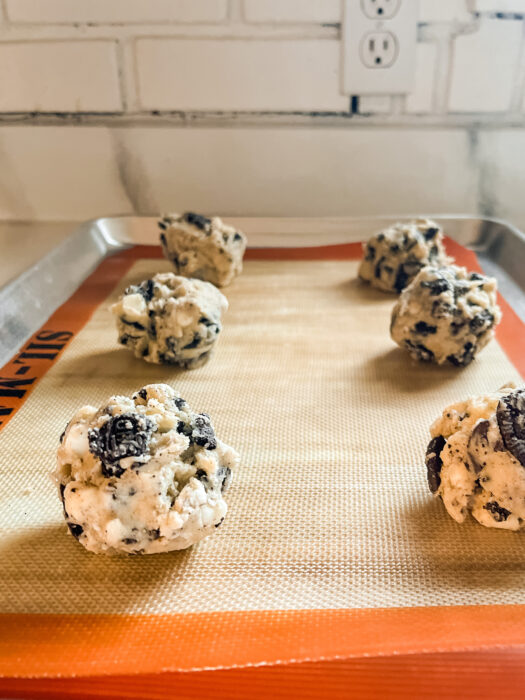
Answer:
390;265;501;366
159;212;247;287
426;385;525;530
358;219;449;293
54;384;239;554
111;273;228;368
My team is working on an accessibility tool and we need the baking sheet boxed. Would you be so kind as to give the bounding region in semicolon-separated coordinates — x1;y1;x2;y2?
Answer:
0;222;524;694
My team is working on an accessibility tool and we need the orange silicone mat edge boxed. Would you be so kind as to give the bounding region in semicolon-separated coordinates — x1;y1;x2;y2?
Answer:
3;649;525;700
3;605;525;678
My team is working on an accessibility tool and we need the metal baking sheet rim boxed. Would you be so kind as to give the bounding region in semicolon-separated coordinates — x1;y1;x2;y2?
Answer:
1;215;524;367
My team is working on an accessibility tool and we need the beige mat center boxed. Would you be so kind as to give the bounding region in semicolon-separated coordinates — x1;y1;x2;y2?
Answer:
0;258;523;615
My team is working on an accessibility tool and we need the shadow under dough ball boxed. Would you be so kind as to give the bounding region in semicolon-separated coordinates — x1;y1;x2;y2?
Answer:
425;385;525;530
159;212;247;287
390;264;501;366
111;272;228;368
54;383;239;554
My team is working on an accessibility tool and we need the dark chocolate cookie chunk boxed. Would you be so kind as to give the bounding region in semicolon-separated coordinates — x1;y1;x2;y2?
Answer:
421;277;451;296
125;278;155;303
67;522;84;539
483;501;511;522
467;419;490;473
497;389;525;467
426;435;446;493
413;321;437;336
191;413;217;450
446;341;476;367
88;412;155;477
183;212;211;231
219;465;232;491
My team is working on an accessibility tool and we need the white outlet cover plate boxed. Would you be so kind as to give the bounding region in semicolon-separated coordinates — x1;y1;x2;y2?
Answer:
341;0;418;95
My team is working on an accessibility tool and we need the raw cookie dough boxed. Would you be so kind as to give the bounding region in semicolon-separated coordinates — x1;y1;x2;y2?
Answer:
159;212;247;287
358;218;450;293
426;385;525;530
111;273;228;368
390;264;501;366
54;383;239;554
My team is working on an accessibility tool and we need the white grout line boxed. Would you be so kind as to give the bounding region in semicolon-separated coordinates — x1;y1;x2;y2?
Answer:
0;21;340;41
118;36;141;112
434;33;454;114
114;38;128;112
420;15;480;115
228;0;243;23
509;19;525;114
2;111;525;128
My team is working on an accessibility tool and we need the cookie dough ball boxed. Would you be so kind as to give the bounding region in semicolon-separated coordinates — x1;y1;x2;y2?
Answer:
390;265;501;366
111;273;228;369
426;385;525;530
358;219;449;293
54;384;239;554
159;212;247;287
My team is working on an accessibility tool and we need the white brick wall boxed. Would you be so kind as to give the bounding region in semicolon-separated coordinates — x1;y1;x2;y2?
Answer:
0;0;524;228
418;0;472;22
5;0;229;24
243;0;341;24
478;129;525;224
405;41;437;113
449;18;522;112
0;1;521;118
470;0;525;12
0;41;122;112
136;38;347;111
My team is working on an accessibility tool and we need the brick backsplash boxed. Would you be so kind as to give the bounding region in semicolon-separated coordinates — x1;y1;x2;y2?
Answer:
0;0;522;118
0;0;524;227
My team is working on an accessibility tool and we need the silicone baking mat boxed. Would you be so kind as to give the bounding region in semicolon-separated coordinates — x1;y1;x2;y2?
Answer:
1;240;524;699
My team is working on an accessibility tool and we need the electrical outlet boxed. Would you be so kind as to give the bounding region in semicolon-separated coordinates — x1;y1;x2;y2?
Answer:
361;31;398;68
341;0;418;95
361;0;401;20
